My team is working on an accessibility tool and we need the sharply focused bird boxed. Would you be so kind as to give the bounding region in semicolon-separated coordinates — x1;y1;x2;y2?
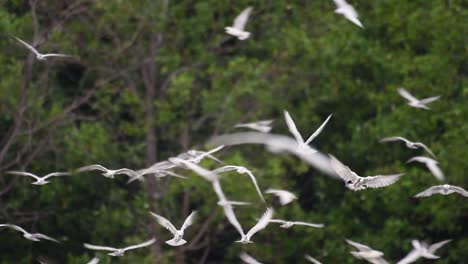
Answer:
333;0;364;28
406;156;444;181
225;7;254;40
268;219;324;229
329;155;403;191
211;165;265;202
234;120;274;133
265;188;297;205
346;239;389;264
414;184;468;198
11;34;71;60
380;137;436;158
397;88;440;110
0;224;59;243
76;165;136;179
397;239;451;264
240;252;263;264
305;255;323;264
233;207;273;244
150;211;196;246
6;171;70;185
83;238;156;256
284;111;332;152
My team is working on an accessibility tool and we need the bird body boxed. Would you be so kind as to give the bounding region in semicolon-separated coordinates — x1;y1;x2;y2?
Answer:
0;224;59;243
397;88;440;110
333;0;364;28
150;211;196;246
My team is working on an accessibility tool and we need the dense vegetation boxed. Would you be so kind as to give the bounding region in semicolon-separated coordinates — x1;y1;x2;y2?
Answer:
0;0;466;263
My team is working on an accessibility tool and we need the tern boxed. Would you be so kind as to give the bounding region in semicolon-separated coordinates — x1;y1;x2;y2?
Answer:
76;165;136;179
234;207;273;244
380;137;436;158
150;211;196;246
406;156;444;181
265;188;297;205
185;145;224;164
240;252;263;264
83;238;156;256
6;171;70;185
0;224;59;243
305;255;322;264
397;88;440;110
211;165;265;202
234;120;274;133
397;239;451;264
346;239;389;264
225;7;253;40
329;155;403;191
284;111;332;152
268;219;324;229
415;184;468;198
333;0;364;28
11;34;71;60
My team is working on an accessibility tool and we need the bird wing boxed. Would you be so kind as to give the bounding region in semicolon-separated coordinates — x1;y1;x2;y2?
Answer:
451;186;468;197
268;219;286;224
284;110;304;144
419;96;440;104
220;202;245;237
178;160;219;182
364;174;404;188
242;169;266;203
305;255;322;264
43;172;71;180
87;257;100;264
345;239;372;251
6;171;41;180
240;252;263;264
83;243;117;252
304;114;333;145
114;168;137;177
414;186;443;198
149;212;178;235
0;224;28;234
413;143;436;158
379;136;410;144
396;249;421;264
426;162;444;181
11;35;40;56
181;211;197;231
293;221;324;228
328;155;359;182
233;7;253;30
398;88;418;102
76;165;107;173
428;239;451;253
246;207;273;239
34;233;60;243
41;53;71;58
124;238;156;251
265;189;296;205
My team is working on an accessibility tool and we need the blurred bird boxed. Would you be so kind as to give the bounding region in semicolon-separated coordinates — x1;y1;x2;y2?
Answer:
234;120;274;133
76;165;136;179
268;219;324;229
380;137;436;158
397;88;440;110
11;34;72;60
240;252;263;264
406;156;444;181
185;145;224;163
234;207;273;244
0;224;59;243
397;239;451;264
87;258;100;264
265;188;297;205
83;238;156;256
346;239;389;264
305;255;322;264
150;211;196;246
414;184;468;198
333;0;364;28
225;7;254;40
211;165;265;202
6;171;70;185
284;111;332;152
330;155;403;191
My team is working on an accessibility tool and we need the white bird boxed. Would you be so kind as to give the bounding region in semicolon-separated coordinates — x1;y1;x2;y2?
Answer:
329;155;403;191
234;120;274;133
406;156;444;181
225;7;253;40
6;171;70;185
265;188;297;205
87;257;100;264
305;255;323;264
150;211;196;246
185;145;224;164
414;184;468;198
397;239;451;264
234;207;273;244
76;164;136;179
333;0;364;28
397;88;440;110
240;252;263;264
211;165;265;202
380;137;436;158
346;239;389;264
269;219;324;229
0;224;59;243
83;238;156;256
11;34;71;60
284;111;332;152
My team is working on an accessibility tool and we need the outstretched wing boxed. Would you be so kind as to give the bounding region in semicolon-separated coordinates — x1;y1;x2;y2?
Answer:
6;171;41;180
414;186;443;198
11;35;40;56
87;257;100;264
345;239;372;251
83;243;117;252
451;186;468;197
293;221;324;228
379;136;410;144
34;233;60;243
181;211;197;231
124;238;156;251
240;252;263;264
220;201;245;237
414;143;436;158
76;165;108;173
420;96;440;104
426;162;444;181
114;168;137;177
305;255;322;264
304;114;333;145
43;172;71;180
364;174;404;188
242;169;266;203
233;7;253;30
246;207;273;239
175;159;218;182
0;224;28;234
42;53;71;58
284;110;304;144
428;239;451;253
397;88;418;102
268;219;286;224
149;212;178;235
328;155;359;182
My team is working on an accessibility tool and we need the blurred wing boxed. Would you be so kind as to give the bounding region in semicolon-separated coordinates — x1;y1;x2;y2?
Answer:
328;155;359;182
305;255;322;264
181;211;197;231
87;257;100;264
345;239;372;251
179;160;218;182
76;165;107;173
426;163;444;181
240;252;263;264
149;212;178;235
364;174;404;188
243;170;266;202
43;172;71;180
398;88;418;102
233;7;253;30
42;53;71;58
379;136;408;144
11;35;40;55
84;243;117;252
246;208;273;238
0;224;28;234
396;249;421;264
284;110;304;144
6;171;40;180
420;96;440;104
451;186;468;197
293;221;324;228
124;238;156;251
114;168;137;177
221;203;245;237
414;186;443;197
34;233;60;243
304;114;333;145
428;239;451;253
268;219;286;224
415;143;436;158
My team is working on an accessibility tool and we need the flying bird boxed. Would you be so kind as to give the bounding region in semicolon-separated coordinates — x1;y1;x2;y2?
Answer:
6;171;70;185
87;258;100;264
333;0;364;28
211;165;265;202
397;88;440;110
305;255;322;264
11;34;72;60
406;156;444;181
284;111;332;152
397;239;451;264
225;7;254;40
234;207;273;244
414;184;468;198
234;120;274;133
268;219;324;229
329;155;403;191
76;165;136;179
346;239;389;264
380;137;436;158
150;211;196;246
185;145;224;164
0;224;59;243
240;252;263;264
83;238;156;256
265;188;297;205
